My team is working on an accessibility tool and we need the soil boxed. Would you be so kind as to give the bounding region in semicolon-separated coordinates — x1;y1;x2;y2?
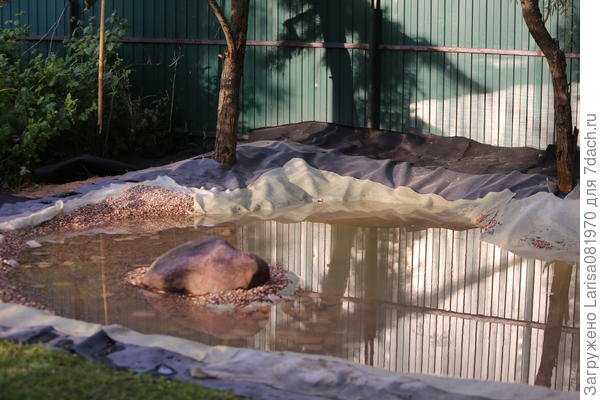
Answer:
13;177;105;199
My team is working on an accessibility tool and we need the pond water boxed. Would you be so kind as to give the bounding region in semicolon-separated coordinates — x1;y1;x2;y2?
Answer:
9;219;579;391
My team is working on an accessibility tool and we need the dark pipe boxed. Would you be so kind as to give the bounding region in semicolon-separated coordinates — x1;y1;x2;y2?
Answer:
367;1;382;130
68;0;80;37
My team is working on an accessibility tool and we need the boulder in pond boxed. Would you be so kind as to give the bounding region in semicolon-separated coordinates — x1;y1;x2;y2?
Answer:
141;236;270;296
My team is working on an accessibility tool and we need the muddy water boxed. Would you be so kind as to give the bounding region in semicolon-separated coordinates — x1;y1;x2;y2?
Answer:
9;220;579;391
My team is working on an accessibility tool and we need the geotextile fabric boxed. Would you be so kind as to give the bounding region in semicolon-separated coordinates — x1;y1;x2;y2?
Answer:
248;122;557;176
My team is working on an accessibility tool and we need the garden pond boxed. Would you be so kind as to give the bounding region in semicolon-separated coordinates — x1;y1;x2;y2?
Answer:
8;218;578;391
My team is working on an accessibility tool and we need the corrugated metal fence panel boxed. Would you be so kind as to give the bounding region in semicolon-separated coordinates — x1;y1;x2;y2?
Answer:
379;0;580;147
0;0;69;36
0;0;69;58
0;0;580;149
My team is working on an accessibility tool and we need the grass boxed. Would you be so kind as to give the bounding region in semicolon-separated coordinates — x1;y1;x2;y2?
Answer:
0;339;241;400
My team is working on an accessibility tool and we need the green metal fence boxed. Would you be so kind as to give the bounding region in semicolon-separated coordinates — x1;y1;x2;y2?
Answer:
0;0;580;149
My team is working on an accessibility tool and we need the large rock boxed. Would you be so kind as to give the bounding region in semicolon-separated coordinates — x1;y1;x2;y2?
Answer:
141;236;270;295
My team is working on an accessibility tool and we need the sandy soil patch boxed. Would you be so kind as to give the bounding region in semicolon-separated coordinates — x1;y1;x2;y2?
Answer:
13;177;106;199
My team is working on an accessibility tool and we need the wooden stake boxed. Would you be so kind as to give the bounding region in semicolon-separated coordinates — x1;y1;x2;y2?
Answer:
97;0;106;134
367;1;382;130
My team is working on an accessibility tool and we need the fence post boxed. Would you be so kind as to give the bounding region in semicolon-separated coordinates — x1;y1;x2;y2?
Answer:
367;0;382;130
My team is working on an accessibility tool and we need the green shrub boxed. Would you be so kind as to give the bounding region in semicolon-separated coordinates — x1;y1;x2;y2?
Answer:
0;14;179;189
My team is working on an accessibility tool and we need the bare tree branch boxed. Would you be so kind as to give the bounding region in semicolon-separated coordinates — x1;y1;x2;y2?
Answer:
207;0;235;55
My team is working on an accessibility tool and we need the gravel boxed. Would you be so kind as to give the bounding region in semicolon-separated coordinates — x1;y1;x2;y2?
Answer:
0;185;195;309
1;184;295;311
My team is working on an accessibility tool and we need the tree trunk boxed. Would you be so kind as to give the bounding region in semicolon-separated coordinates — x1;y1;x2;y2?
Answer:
520;0;576;193
209;0;249;165
213;54;243;165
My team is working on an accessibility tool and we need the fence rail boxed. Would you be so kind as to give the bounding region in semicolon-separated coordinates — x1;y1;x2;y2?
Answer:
25;35;581;58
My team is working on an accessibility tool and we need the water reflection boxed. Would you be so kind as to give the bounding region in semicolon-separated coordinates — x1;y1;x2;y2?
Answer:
10;219;578;391
143;291;270;340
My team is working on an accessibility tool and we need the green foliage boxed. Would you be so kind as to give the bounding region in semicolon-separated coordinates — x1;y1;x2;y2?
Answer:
0;340;241;400
0;14;178;189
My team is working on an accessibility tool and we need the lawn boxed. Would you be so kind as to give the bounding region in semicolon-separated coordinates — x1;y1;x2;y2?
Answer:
0;339;241;400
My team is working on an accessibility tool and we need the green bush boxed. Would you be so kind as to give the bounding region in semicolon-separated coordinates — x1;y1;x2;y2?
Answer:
0;14;180;189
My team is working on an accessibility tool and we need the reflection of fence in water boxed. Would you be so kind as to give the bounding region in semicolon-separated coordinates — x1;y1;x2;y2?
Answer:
237;220;579;392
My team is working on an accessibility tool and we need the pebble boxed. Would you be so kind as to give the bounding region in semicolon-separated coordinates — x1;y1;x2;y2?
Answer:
0;234;4;245
155;364;175;376
26;240;42;248
266;294;281;302
113;235;139;241
130;311;156;318
3;259;18;268
314;315;333;324
313;324;336;333
189;366;217;380
300;344;323;352
36;262;53;268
